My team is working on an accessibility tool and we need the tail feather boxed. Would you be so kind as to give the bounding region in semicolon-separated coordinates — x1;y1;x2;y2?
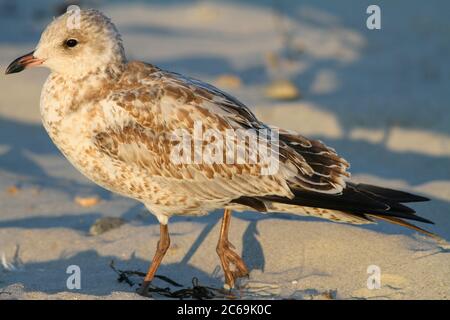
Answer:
367;215;439;240
259;183;432;224
252;182;435;237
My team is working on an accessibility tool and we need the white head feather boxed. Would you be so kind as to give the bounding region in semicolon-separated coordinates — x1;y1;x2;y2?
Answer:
34;9;126;78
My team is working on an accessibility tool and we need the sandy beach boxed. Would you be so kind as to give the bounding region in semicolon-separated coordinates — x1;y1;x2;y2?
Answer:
0;0;449;299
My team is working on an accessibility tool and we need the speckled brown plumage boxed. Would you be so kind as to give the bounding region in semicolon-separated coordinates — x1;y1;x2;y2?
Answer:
6;8;434;292
33;10;432;231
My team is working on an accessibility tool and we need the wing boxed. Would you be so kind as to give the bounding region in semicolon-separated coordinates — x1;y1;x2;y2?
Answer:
93;120;294;202
95;61;350;204
277;128;350;193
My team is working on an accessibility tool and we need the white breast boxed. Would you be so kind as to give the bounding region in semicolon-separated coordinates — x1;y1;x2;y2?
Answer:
38;73;208;218
40;74;121;193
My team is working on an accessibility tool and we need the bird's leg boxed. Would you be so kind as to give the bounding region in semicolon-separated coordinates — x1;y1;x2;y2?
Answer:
216;209;249;288
137;223;170;296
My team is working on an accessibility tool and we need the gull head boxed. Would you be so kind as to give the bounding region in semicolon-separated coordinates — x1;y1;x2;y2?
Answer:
6;9;126;78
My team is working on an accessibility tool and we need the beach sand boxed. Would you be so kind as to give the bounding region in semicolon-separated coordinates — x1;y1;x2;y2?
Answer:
0;0;449;299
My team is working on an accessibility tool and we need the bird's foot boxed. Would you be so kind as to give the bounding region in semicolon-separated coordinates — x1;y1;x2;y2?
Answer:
136;280;152;297
217;240;249;289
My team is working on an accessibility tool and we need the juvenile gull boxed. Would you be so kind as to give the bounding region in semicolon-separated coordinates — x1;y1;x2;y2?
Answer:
6;9;434;293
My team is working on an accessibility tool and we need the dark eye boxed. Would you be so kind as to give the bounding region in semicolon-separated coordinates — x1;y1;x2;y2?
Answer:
65;39;78;48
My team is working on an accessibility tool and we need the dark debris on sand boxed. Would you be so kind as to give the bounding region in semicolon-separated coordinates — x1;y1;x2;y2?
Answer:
109;260;235;300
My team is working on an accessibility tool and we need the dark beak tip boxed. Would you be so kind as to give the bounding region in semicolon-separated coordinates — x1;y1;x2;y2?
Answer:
5;67;15;75
5;50;36;75
5;64;25;75
5;60;25;75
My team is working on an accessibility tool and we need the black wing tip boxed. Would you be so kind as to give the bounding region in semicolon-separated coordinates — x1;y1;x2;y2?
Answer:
406;214;434;225
264;182;434;225
356;183;430;203
411;195;431;202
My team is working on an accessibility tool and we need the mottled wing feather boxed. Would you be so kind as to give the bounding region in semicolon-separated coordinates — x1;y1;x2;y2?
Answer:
278;128;350;192
93;122;292;202
96;61;351;202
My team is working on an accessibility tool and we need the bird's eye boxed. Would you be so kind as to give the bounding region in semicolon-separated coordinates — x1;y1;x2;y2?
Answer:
65;39;78;48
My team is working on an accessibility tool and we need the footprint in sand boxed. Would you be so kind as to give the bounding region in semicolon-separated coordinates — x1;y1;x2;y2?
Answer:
351;274;409;299
238;280;282;298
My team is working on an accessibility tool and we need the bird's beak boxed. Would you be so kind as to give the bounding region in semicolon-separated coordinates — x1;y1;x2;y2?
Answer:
5;51;45;74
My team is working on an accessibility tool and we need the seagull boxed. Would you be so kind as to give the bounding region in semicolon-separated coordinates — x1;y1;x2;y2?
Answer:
5;9;435;294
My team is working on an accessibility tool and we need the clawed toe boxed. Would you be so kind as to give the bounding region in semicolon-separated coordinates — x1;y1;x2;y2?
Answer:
217;242;249;288
217;209;250;289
